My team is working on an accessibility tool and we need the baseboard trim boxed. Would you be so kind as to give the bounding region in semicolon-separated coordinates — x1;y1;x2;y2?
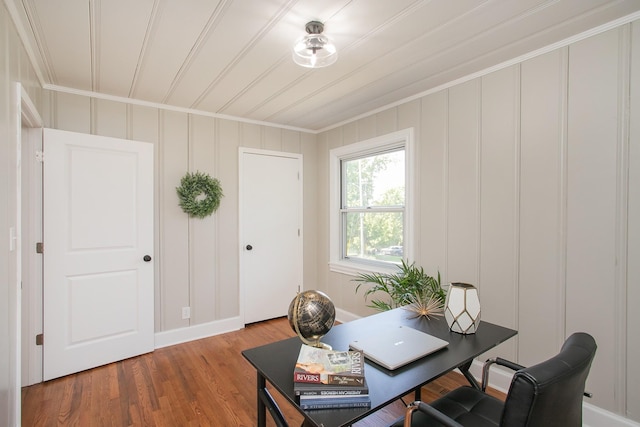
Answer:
154;316;244;349
335;307;362;324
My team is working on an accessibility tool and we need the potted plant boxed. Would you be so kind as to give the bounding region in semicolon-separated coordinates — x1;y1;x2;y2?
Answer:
353;260;446;318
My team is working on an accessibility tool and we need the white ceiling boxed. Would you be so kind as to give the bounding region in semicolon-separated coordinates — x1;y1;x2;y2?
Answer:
9;0;640;132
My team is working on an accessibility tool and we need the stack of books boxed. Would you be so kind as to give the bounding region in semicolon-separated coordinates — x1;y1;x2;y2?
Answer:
293;344;370;410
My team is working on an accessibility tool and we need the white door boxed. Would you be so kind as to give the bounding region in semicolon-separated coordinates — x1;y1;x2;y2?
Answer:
43;128;154;381
240;149;302;324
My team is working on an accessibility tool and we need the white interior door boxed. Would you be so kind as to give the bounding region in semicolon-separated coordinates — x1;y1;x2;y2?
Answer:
240;149;302;324
43;128;154;381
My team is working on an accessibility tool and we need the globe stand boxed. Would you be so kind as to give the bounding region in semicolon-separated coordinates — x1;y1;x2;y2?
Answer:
288;291;335;350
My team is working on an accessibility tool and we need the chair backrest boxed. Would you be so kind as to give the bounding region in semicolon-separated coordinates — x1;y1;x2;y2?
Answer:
500;332;597;427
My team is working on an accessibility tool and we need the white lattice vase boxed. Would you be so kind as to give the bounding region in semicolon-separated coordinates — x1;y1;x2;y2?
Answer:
444;283;481;334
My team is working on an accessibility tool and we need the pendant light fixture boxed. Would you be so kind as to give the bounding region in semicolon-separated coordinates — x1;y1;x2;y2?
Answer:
292;21;337;68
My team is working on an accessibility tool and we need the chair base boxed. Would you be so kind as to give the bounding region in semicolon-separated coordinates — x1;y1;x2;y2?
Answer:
391;387;504;427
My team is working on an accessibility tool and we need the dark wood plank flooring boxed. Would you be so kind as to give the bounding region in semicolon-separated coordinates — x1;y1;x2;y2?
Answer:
22;317;505;426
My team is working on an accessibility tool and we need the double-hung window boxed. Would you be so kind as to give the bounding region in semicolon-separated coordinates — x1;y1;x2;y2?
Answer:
329;129;414;274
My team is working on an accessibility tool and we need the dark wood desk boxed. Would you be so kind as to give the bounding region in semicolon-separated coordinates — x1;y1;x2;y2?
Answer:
242;308;517;427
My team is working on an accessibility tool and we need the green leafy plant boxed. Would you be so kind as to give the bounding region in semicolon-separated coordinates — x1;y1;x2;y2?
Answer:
176;171;223;218
353;260;446;313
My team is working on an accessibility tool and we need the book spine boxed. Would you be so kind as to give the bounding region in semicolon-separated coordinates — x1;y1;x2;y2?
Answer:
299;399;371;410
296;389;368;397
326;374;366;386
293;372;322;383
293;372;365;386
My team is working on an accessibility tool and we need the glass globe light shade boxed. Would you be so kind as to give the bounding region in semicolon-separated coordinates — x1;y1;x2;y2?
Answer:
292;22;337;68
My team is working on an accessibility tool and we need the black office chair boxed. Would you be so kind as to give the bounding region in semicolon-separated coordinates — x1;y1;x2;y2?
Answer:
392;332;597;427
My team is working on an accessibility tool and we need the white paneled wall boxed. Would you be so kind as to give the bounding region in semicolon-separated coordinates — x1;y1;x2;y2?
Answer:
44;92;317;333
628;22;640;423
519;48;567;366
447;80;481;284
566;27;624;412
319;23;639;419
479;66;519;359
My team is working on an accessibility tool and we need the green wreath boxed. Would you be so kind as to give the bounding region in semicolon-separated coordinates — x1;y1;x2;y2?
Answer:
176;171;223;218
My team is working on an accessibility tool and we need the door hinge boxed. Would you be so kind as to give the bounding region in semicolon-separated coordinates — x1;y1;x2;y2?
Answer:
36;334;43;346
36;150;44;162
36;242;44;253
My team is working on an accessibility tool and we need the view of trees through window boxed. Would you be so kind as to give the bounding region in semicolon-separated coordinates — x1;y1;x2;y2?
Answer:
341;148;405;263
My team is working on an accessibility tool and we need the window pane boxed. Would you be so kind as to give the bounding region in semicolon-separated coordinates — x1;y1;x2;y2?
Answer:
343;150;404;208
344;211;403;262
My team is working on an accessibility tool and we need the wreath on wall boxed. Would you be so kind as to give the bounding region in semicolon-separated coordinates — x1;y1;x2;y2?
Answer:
176;171;223;218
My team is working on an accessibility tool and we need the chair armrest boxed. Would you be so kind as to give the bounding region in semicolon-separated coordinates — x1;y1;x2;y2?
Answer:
404;401;465;427
481;357;526;392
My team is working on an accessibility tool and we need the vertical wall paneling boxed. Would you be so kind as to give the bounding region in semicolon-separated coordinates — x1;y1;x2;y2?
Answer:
4;12;20;425
94;98;126;139
518;49;567;365
189;115;217;324
217;119;240;319
479;66;519;360
301;132;318;290
1;8;13;424
263;126;282;151
129;105;161;328
627;22;640;423
159;110;190;329
342;122;358;147
398;101;422;262
240;122;262;149
356;115;377;141
282;129;301;154
566;28;621;410
615;24;631;416
420;93;448;276
375;108;397;136
315;133;330;297
53;92;90;133
447;80;480;283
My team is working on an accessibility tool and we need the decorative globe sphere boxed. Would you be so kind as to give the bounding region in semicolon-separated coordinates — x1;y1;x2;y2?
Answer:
288;290;336;349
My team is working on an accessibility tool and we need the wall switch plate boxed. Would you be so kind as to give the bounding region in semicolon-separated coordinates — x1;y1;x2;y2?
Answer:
182;306;191;320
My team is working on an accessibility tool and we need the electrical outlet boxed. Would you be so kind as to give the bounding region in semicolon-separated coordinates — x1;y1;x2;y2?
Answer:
182;306;191;320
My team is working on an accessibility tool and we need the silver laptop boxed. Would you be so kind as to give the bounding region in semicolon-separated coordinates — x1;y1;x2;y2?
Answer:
349;325;449;370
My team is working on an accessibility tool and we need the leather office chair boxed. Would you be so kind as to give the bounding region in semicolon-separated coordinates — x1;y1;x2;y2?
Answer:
392;332;597;427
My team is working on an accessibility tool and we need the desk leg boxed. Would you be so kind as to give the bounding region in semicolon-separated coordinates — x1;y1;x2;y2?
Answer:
458;360;481;390
256;372;289;427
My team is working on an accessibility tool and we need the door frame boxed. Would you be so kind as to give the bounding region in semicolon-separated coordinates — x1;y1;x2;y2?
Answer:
19;85;44;387
238;147;303;324
14;85;43;424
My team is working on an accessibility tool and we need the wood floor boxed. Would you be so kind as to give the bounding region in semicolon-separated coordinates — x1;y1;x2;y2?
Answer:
22;317;505;426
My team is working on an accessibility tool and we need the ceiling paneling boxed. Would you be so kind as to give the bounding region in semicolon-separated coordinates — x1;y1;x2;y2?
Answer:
10;0;640;131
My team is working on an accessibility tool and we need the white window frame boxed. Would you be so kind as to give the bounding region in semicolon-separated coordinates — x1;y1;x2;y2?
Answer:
329;128;415;276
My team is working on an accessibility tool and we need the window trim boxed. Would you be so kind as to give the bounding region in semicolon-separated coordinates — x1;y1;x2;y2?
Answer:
329;128;415;276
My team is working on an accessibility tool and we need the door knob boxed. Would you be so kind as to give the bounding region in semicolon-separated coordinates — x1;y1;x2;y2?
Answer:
246;245;253;251
143;255;152;262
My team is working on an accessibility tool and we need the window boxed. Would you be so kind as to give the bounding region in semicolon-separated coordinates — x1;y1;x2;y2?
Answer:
329;129;414;275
